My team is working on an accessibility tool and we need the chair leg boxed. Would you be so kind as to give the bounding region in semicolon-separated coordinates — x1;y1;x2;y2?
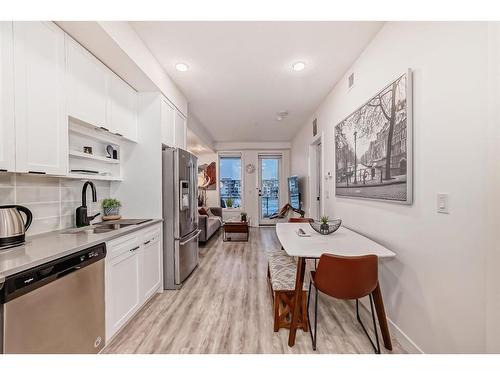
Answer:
356;295;381;354
306;281;317;351
313;285;318;350
273;292;280;332
301;291;309;332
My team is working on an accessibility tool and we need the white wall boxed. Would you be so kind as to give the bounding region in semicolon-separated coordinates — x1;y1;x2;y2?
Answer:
197;152;219;208
290;22;492;353
111;93;163;219
485;23;500;354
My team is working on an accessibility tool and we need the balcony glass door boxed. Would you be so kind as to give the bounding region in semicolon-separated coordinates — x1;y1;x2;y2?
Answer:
258;155;281;225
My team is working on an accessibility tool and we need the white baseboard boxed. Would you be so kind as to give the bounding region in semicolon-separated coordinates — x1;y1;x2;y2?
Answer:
387;317;424;354
359;298;424;354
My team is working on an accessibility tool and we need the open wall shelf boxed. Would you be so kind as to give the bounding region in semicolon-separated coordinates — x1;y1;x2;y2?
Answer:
65;173;123;182
69;150;120;164
68;120;123;181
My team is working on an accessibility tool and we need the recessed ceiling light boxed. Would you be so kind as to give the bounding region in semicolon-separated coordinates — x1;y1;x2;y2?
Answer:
175;63;189;72
292;61;305;72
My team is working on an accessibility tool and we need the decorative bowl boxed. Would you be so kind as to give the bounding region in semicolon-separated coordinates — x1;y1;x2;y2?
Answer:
309;219;342;235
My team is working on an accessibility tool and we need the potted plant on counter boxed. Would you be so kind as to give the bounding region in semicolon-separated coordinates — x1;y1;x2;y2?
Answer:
226;197;234;208
102;198;122;220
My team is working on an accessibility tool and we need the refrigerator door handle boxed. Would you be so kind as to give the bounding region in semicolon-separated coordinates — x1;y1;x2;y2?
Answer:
191;160;197;223
179;229;202;246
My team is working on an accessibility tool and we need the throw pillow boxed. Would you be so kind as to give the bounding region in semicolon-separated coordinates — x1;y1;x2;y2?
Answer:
198;207;208;216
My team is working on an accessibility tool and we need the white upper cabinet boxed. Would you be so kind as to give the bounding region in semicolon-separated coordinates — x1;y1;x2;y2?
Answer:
108;72;138;142
161;97;175;147
13;22;67;175
174;110;187;150
0;22;15;172
66;35;108;129
162;97;187;150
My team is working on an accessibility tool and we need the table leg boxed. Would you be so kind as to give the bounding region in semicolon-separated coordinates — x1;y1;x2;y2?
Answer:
372;283;392;351
288;256;306;347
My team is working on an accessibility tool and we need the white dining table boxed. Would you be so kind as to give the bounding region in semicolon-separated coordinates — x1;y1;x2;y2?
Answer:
275;222;396;349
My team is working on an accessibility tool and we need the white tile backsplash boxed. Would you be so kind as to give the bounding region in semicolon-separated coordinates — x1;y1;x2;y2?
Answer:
0;173;111;236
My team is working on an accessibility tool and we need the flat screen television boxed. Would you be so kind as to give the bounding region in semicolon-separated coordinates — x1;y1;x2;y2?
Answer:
288;176;301;210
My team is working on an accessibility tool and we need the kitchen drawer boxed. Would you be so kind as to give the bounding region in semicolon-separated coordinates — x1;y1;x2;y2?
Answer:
106;232;139;261
140;224;161;246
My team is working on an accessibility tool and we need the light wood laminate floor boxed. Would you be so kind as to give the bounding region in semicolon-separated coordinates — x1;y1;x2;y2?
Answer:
104;227;406;354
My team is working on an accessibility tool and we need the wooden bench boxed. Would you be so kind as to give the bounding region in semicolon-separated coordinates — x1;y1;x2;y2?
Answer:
267;249;308;332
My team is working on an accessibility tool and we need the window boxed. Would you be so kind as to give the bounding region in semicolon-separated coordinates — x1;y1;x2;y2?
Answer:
219;156;242;209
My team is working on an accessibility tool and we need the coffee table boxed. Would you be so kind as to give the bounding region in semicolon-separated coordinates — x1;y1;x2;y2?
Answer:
223;220;249;242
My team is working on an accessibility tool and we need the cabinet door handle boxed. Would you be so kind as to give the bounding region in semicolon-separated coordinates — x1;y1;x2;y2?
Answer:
115;133;123;137
28;171;46;175
0;169;7;172
99;126;110;132
129;246;140;252
143;240;151;245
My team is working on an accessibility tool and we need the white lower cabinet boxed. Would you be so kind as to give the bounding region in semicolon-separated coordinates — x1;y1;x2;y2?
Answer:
106;244;141;340
105;224;162;342
140;228;162;302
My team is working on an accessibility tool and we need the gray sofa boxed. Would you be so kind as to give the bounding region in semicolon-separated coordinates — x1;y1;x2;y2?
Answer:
198;207;222;242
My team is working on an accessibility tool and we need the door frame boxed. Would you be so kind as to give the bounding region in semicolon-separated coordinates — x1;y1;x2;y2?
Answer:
308;133;324;220
258;153;282;226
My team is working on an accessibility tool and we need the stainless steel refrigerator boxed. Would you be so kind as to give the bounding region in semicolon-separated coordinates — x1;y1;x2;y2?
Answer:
162;147;200;289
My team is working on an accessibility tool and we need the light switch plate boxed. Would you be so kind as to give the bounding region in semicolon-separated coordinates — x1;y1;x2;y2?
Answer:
437;193;449;214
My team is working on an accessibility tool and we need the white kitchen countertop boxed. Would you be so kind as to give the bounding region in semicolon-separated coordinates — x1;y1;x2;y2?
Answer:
0;219;163;284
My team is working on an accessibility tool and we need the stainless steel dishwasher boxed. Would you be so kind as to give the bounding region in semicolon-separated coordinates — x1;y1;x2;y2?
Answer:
0;243;106;354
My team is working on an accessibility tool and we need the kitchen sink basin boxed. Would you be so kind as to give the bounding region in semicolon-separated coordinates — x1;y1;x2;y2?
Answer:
91;223;135;233
60;222;135;234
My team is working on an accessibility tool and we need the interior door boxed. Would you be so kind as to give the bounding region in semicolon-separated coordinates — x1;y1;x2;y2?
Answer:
258;155;281;225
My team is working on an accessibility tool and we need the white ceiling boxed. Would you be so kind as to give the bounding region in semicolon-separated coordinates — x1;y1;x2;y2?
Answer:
131;21;383;142
186;128;213;155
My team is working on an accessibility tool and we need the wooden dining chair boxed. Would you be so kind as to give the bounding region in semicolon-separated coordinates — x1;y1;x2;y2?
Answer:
307;253;382;353
288;217;314;223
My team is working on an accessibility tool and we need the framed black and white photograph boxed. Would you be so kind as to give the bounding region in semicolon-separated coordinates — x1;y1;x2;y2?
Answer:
334;70;412;204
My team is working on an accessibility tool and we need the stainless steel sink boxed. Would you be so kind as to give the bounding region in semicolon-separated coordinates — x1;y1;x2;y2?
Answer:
60;222;135;234
91;223;135;233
